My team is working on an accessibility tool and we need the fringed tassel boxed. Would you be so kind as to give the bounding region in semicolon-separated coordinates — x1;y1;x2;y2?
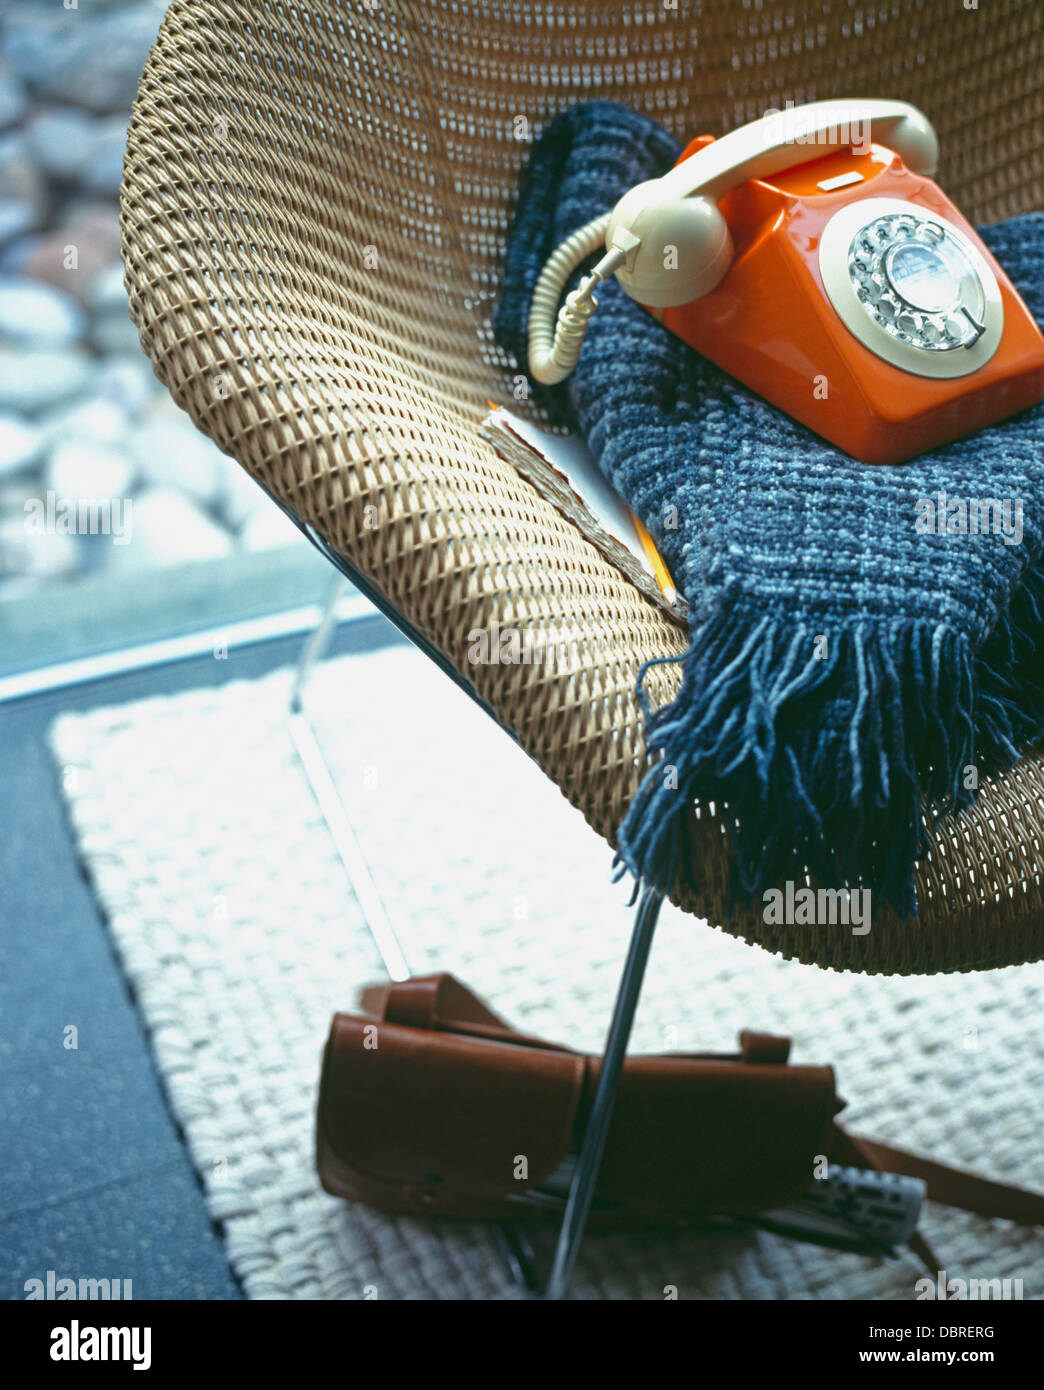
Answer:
975;561;1044;759
612;599;1019;920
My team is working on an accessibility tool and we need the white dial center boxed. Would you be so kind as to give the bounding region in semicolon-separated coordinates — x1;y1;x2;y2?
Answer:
884;241;961;312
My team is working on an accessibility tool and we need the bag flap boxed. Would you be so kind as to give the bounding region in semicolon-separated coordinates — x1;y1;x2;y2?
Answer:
595;1056;842;1215
319;1014;585;1197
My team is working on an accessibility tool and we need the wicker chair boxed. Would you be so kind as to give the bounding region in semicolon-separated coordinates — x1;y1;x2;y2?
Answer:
121;0;1044;1294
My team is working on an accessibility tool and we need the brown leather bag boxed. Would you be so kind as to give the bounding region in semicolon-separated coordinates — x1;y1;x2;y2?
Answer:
316;973;1044;1245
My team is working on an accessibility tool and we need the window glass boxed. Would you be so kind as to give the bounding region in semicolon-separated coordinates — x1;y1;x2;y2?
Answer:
0;1;329;681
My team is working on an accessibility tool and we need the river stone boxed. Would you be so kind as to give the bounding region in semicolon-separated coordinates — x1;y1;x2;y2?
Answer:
0;347;93;413
0;131;45;237
15;202;122;300
0;511;81;579
24;106;99;183
8;8;163;114
83;117;128;196
0;274;86;345
101;487;234;571
0;412;44;477
46;438;136;501
0;65;27;131
130;410;228;506
0;199;35;244
41;396;128;447
94;356;158;418
87;261;128;316
92;310;141;356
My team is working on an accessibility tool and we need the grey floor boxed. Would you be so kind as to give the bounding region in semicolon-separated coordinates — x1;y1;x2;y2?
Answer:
0;608;403;1300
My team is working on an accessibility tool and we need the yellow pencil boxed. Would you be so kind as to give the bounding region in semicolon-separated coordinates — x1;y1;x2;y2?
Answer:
632;514;678;606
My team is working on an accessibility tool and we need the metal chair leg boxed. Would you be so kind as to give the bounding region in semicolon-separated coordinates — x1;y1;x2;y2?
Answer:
544;884;664;1300
281;519;664;1298
287;574;411;981
291;573;350;715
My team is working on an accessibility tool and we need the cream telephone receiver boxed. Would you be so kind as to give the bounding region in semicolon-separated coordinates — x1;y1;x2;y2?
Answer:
527;99;1044;464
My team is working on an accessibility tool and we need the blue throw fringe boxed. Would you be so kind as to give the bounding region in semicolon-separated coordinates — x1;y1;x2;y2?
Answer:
493;101;1044;917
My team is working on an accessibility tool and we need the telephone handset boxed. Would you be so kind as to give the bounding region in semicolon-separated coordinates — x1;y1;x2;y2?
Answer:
527;99;1044;464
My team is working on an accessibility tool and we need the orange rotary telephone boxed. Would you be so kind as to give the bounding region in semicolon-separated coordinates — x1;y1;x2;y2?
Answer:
528;100;1044;464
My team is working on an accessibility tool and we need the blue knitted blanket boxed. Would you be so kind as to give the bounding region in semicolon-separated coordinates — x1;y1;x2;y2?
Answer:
493;101;1044;918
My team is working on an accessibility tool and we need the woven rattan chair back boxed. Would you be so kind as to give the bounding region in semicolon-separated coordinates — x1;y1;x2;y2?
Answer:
121;0;1044;973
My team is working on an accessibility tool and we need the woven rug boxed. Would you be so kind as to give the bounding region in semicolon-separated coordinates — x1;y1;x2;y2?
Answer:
50;642;1044;1300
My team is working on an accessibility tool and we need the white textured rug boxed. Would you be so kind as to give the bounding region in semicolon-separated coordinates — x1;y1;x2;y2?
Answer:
51;642;1044;1300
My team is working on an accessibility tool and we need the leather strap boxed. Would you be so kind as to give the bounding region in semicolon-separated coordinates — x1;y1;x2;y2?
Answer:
360;974;513;1033
830;1123;1044;1227
359;974;572;1051
363;977;795;1063
740;1030;791;1065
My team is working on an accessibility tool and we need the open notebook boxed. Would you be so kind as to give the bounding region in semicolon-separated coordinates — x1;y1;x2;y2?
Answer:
479;407;687;625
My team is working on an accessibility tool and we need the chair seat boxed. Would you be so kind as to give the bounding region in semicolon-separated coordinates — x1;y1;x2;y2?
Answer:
120;0;1044;973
